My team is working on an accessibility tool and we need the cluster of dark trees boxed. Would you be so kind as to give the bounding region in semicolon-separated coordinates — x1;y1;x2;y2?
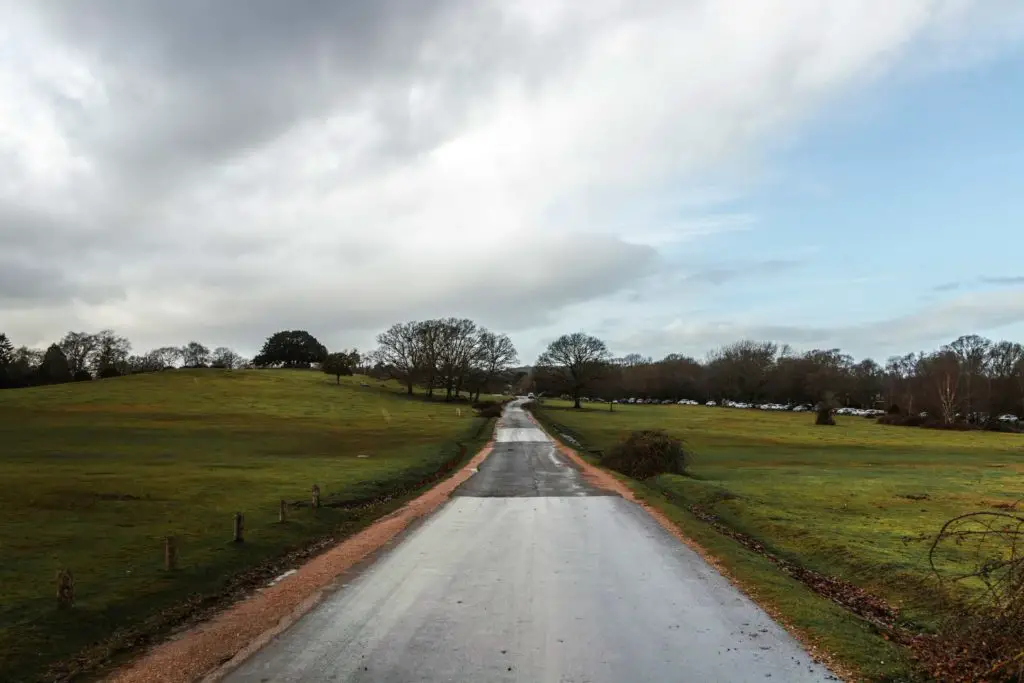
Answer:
369;318;518;401
0;330;250;389
531;333;1024;425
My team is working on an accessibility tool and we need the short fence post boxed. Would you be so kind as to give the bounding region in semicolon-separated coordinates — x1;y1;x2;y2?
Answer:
279;499;287;523
233;512;244;543
56;569;74;609
164;536;178;571
311;484;320;509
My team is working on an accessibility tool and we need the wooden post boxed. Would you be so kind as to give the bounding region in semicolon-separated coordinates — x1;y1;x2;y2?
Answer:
233;512;244;543
311;484;320;509
279;499;287;523
56;569;74;609
164;536;178;571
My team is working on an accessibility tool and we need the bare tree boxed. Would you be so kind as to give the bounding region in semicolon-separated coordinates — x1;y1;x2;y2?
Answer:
536;333;611;408
180;341;211;368
90;330;131;377
210;347;243;369
473;330;518;401
374;322;421;395
947;334;992;422
433;318;479;400
919;350;961;424
150;346;183;368
59;331;99;376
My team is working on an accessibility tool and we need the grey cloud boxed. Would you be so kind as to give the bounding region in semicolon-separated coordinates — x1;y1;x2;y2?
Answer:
0;259;74;305
32;0;588;185
116;234;657;355
677;258;803;286
980;275;1024;286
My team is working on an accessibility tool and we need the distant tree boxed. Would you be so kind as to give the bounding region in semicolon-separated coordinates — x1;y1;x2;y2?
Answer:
90;330;131;378
322;350;360;384
210;347;243;369
0;333;15;368
253;330;327;368
180;341;211;368
3;346;44;387
471;331;518;401
38;344;73;384
947;334;992;421
151;346;182;368
59;332;99;376
374;322;421;394
918;350;962;425
0;333;15;388
536;333;611;408
706;341;780;403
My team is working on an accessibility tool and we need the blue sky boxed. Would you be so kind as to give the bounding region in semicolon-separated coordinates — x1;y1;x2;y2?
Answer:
601;43;1024;362
2;2;1024;363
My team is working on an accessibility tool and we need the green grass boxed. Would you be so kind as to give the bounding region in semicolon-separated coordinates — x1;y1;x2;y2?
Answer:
0;370;494;682
534;401;1024;681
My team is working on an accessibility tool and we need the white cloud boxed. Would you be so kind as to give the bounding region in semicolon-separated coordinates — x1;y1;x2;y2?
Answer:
619;288;1024;360
1;0;1023;356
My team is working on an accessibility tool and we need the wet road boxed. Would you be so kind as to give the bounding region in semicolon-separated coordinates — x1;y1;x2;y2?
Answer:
224;402;834;683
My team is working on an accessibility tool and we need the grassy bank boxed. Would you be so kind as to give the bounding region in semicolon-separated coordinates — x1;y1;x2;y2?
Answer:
532;401;1023;681
0;370;494;682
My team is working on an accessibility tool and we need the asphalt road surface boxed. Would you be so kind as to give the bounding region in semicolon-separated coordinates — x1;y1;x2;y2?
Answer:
225;402;835;683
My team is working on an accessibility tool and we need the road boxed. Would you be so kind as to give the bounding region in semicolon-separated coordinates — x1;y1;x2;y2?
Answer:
224;402;835;683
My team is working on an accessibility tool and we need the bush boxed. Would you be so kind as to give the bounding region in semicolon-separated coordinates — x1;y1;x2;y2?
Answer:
878;413;926;427
602;429;689;479
815;406;836;426
72;370;92;382
473;401;503;419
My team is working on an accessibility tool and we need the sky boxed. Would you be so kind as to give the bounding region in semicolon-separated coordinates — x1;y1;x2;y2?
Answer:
2;0;1024;364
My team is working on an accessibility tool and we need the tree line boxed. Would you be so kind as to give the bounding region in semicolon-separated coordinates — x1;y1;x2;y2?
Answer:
531;332;1024;426
0;330;251;388
0;322;519;401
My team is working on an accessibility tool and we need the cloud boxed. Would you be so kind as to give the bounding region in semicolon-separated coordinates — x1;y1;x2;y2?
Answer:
677;259;804;287
932;281;961;292
980;275;1024;286
2;1;1023;354
619;288;1024;360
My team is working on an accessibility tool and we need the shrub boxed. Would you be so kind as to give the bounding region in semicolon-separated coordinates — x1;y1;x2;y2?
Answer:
602;429;690;479
473;401;503;419
72;370;92;382
815;405;836;426
878;413;926;427
887;403;902;415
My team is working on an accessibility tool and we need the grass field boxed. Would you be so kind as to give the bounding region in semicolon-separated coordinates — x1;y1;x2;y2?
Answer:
0;370;494;682
535;401;1024;681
